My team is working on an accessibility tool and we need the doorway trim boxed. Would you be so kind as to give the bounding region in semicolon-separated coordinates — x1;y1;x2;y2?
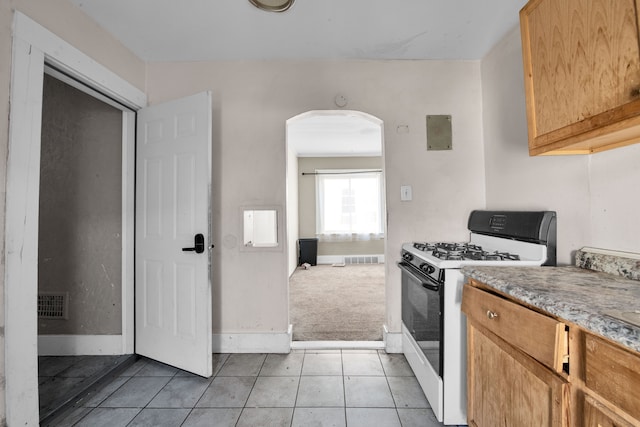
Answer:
6;12;145;425
285;110;391;347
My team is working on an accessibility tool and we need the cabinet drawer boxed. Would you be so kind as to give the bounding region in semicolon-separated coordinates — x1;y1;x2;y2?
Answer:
584;332;640;422
462;283;565;371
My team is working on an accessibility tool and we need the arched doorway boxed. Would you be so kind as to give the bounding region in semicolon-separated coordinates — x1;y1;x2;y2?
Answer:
285;110;386;346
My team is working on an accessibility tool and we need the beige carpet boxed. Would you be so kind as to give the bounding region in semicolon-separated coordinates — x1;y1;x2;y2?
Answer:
289;264;385;341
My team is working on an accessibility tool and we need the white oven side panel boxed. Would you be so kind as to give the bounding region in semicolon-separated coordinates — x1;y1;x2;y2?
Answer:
443;269;468;425
402;323;443;421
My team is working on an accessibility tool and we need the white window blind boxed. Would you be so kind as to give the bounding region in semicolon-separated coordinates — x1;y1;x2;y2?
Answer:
316;170;384;241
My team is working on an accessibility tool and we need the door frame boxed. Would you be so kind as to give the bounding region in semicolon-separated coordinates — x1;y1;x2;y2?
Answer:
285;110;389;347
6;12;146;425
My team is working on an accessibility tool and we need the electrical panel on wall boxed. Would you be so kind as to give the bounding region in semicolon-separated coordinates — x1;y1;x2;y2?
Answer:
426;115;452;150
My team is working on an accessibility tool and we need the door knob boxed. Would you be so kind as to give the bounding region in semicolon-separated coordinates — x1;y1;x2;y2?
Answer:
182;233;205;254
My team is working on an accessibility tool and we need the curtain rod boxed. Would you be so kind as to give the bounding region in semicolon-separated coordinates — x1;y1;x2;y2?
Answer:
301;170;382;176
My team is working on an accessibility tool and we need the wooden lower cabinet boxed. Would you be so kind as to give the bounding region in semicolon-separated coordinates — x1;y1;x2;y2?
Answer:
466;322;569;427
573;329;640;426
463;281;570;427
463;281;640;427
582;394;636;427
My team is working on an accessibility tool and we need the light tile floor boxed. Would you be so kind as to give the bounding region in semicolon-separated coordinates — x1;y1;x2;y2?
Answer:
39;355;132;422
48;350;450;427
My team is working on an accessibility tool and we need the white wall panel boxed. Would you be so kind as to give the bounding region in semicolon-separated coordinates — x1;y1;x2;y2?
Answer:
147;59;486;336
480;27;590;265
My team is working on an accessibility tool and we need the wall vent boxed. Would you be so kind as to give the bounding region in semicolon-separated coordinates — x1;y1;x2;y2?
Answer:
344;256;380;265
38;292;68;319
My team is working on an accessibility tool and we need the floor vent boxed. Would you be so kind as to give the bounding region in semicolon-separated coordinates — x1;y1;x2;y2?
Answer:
344;256;380;265
38;292;68;319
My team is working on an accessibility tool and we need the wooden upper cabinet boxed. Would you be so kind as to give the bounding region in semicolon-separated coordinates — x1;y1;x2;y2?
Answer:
520;0;640;155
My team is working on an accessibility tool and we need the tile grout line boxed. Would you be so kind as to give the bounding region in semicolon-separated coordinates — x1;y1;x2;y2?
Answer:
123;361;179;425
378;350;404;424
341;349;348;425
287;351;304;427
66;359;147;426
181;353;245;426
120;367;175;427
238;353;268;423
183;359;220;426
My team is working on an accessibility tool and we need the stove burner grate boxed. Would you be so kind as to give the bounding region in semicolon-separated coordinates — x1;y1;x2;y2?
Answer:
413;242;437;252
412;241;522;261
493;251;520;261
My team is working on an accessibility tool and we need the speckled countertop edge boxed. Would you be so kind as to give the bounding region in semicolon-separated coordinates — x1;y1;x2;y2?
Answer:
461;265;640;354
575;249;640;280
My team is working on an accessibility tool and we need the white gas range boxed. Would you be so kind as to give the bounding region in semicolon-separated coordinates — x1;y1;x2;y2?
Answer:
398;210;557;425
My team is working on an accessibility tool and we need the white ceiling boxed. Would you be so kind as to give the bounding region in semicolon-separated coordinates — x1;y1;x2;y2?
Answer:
288;112;382;157
70;0;526;156
70;0;527;62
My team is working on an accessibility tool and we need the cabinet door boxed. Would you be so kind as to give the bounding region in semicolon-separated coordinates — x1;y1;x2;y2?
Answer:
582;332;640;423
521;0;640;154
467;323;569;427
583;394;637;427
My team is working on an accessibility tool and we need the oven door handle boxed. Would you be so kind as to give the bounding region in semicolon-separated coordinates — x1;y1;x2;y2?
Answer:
396;261;441;291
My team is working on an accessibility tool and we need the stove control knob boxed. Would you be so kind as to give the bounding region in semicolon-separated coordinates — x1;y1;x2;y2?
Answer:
419;263;435;274
402;252;413;262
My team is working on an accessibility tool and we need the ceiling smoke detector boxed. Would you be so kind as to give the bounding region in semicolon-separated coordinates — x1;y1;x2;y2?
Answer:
249;0;295;12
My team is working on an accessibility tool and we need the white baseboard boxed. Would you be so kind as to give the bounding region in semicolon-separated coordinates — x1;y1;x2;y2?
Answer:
291;341;384;350
316;254;385;265
316;255;342;265
383;325;403;353
38;334;125;356
213;325;292;353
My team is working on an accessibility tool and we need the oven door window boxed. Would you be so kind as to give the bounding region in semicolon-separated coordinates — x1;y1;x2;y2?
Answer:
401;267;443;377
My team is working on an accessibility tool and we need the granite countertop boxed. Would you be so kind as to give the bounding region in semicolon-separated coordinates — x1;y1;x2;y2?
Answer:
461;265;640;353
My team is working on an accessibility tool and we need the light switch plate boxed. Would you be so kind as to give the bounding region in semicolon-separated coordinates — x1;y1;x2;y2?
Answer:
401;185;412;201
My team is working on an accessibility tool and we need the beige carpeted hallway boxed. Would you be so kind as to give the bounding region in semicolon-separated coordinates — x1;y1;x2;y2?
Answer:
289;264;385;341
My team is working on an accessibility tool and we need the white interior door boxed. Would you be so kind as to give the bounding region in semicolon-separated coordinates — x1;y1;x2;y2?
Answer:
135;91;212;377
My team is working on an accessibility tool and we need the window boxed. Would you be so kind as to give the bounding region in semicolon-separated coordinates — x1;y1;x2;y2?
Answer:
316;170;384;241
